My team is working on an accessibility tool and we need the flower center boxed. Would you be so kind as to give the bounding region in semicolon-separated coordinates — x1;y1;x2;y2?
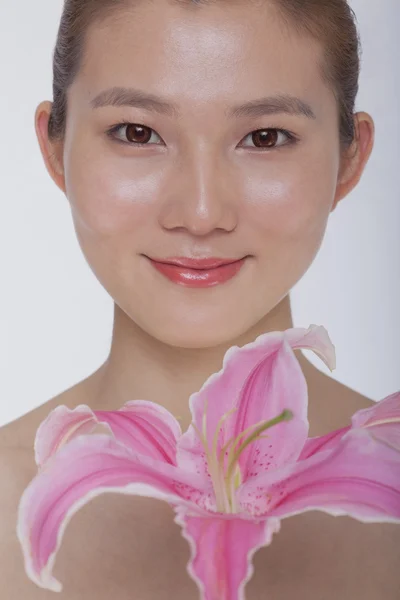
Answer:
192;400;293;513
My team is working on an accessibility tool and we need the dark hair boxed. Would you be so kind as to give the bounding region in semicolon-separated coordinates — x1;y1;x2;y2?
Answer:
48;0;362;153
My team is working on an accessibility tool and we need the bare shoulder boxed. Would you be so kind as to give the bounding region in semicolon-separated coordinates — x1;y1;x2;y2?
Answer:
300;354;379;436
0;369;105;599
0;363;107;451
0;432;44;597
0;371;96;513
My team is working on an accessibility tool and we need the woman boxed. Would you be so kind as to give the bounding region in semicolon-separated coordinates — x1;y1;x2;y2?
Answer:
1;0;398;598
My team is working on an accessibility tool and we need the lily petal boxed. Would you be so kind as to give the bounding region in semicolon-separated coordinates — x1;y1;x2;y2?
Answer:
34;400;182;468
351;391;400;428
178;325;334;482
299;391;400;461
351;391;400;451
18;434;210;593
298;426;351;461
239;428;400;523
283;324;336;371
175;508;281;600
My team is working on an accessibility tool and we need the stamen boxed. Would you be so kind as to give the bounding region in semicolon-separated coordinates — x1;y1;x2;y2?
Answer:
225;409;293;488
191;422;209;460
220;421;270;472
221;425;267;513
233;464;242;489
202;397;209;442
192;399;234;512
212;407;238;465
191;420;225;512
192;401;293;515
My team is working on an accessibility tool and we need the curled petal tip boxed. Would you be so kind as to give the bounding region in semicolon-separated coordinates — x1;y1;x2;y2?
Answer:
303;324;336;372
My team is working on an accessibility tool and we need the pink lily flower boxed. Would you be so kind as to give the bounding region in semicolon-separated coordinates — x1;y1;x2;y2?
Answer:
17;325;400;600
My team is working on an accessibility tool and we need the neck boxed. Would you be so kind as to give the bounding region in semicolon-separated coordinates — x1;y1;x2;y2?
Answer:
90;294;315;429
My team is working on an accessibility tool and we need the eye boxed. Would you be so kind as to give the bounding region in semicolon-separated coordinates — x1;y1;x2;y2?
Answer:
240;128;297;151
107;123;163;146
106;122;298;151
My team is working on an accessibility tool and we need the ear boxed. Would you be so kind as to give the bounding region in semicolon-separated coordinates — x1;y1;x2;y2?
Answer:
35;101;66;194
332;112;375;211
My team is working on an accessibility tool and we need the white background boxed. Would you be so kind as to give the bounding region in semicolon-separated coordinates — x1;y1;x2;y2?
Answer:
1;1;399;426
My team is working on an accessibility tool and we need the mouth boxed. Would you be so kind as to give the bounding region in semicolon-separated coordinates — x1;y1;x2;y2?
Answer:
144;256;250;288
145;256;249;270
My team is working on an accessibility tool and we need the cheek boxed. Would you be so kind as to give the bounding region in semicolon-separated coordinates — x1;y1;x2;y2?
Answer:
242;154;337;246
65;145;160;237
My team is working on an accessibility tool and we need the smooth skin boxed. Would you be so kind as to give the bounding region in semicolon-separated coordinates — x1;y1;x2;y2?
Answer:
4;3;398;600
33;0;375;429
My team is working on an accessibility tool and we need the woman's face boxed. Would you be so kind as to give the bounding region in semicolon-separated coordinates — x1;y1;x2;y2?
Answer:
61;0;343;348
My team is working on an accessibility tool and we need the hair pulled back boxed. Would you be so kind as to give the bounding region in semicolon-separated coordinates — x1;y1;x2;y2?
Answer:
48;0;362;153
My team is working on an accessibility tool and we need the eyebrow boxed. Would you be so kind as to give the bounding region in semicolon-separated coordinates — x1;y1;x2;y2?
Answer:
90;86;317;120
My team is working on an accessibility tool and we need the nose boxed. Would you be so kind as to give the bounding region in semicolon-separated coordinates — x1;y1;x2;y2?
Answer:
158;150;238;236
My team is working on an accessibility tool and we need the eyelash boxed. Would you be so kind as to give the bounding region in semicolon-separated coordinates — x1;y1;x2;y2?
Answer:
105;121;298;152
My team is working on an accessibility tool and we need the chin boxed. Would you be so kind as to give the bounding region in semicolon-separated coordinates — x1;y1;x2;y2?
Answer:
140;316;255;350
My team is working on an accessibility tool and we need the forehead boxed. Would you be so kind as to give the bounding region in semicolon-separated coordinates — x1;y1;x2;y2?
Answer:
74;0;333;119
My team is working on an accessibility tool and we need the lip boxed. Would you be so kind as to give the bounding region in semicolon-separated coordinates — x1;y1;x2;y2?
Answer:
145;256;249;288
147;257;246;269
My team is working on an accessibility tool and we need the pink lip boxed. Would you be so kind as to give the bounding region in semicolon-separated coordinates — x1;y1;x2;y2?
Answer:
148;257;245;269
145;256;248;288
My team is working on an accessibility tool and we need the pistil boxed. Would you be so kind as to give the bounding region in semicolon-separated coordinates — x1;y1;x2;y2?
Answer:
192;400;293;513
